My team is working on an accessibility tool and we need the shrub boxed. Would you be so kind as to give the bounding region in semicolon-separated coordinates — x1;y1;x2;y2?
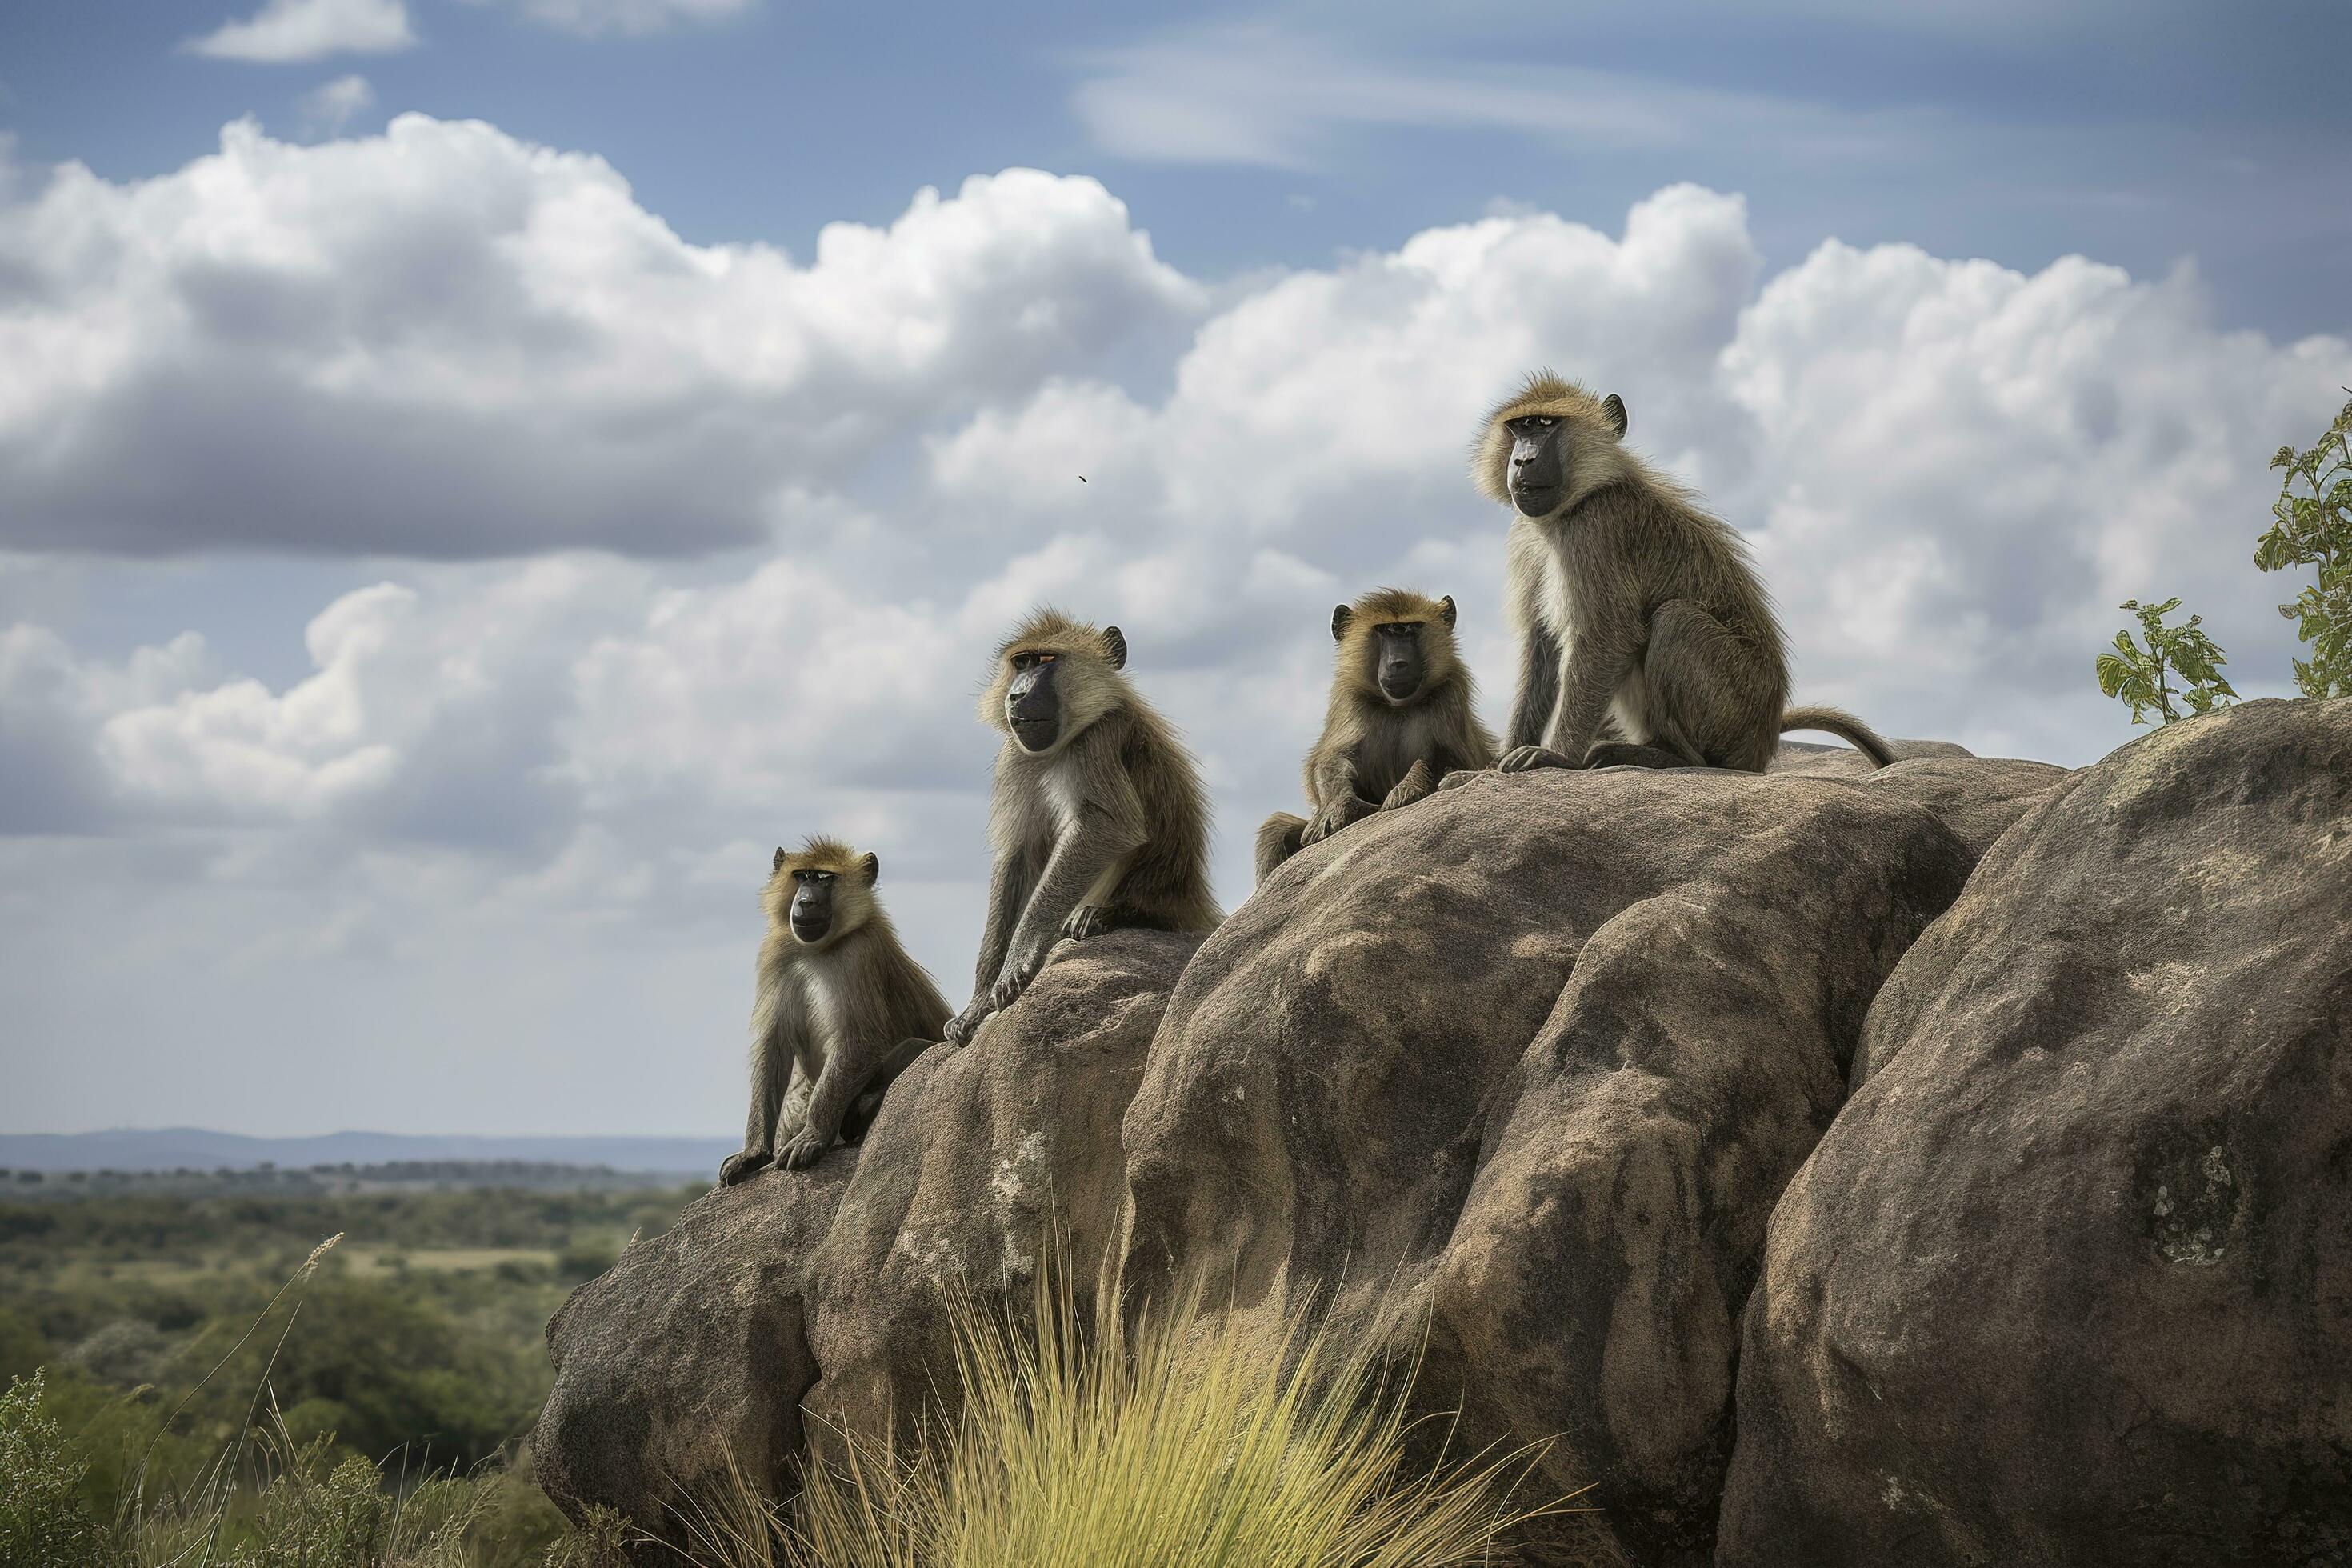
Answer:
2257;392;2352;698
0;1370;114;1568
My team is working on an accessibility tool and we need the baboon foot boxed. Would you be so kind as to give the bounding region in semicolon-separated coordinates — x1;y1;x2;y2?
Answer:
1302;795;1375;846
1581;741;1697;770
1061;905;1115;941
716;1149;773;1186
1498;745;1576;773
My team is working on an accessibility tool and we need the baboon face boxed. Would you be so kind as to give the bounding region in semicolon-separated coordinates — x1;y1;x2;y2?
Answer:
1371;623;1430;702
1505;415;1567;516
1492;387;1626;518
1004;650;1066;753
787;866;842;943
766;841;878;948
1334;591;1456;706
982;614;1128;757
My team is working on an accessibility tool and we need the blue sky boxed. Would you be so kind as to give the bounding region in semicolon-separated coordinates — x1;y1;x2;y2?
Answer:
2;0;2348;1138
14;2;2350;340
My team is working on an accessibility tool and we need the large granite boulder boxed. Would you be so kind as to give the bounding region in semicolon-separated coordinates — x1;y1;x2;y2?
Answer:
1720;698;2352;1566
533;927;1201;1557
1122;749;2064;1565
534;1155;848;1554
802;928;1202;1446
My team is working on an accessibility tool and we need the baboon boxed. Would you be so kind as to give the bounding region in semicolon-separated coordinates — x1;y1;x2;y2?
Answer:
942;609;1221;1048
1256;587;1499;881
716;838;949;1185
1473;371;1894;773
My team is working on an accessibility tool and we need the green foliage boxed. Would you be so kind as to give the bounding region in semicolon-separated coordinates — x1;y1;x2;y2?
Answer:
2096;598;2238;726
0;1370;115;1568
2256;393;2352;698
0;1183;693;1565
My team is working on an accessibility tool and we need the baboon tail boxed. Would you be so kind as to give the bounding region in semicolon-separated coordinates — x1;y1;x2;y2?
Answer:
1780;705;1897;768
1254;812;1308;884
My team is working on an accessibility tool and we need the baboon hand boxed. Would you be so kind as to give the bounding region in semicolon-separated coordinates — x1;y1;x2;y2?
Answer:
717;1149;772;1186
1302;795;1374;846
777;1129;826;1170
1379;760;1438;811
943;998;992;1049
1062;905;1113;941
1498;745;1576;774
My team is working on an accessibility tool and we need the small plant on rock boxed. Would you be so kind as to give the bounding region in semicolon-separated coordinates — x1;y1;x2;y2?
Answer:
2097;598;2238;726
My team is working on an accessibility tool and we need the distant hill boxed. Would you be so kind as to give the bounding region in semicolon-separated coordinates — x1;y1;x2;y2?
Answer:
0;1127;734;1174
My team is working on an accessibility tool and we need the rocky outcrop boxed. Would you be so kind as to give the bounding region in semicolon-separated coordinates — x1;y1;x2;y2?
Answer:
1720;698;2352;1567
534;928;1200;1557
538;699;2352;1568
1123;751;2061;1565
802;928;1200;1446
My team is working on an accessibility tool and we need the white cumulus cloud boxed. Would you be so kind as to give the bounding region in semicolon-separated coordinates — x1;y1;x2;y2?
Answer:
297;74;378;136
463;0;757;37
0;118;1204;559
3;138;2347;1136
186;0;417;62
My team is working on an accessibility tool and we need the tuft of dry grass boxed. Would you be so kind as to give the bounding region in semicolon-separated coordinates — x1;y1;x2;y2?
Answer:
700;1258;1578;1568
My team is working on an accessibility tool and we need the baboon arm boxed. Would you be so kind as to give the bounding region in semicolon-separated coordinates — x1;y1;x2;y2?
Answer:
1507;624;1563;753
1306;741;1363;810
1379;758;1438;810
741;980;804;1156
1550;630;1635;761
775;1058;811;1139
1005;806;1143;974
971;850;1034;998
1549;556;1639;760
999;770;1147;989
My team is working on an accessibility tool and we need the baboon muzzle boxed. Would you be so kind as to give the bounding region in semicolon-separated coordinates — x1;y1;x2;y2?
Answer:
1376;634;1423;703
790;882;834;943
1007;661;1062;751
1510;430;1564;515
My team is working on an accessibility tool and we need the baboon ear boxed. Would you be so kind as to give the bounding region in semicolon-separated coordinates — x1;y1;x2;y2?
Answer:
1330;604;1353;642
858;852;879;887
1601;394;1627;438
1102;625;1128;670
772;846;788;872
1438;594;1457;630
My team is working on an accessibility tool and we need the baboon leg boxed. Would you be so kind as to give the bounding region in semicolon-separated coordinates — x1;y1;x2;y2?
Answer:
840;1088;886;1146
1643;598;1775;769
1255;811;1308;882
1379;758;1439;809
1581;740;1695;770
839;1037;933;1144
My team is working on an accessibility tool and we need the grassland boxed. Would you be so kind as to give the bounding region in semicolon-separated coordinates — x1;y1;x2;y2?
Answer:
1;1179;1567;1566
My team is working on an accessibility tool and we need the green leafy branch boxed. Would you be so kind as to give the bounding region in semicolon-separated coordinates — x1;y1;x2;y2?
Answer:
2096;598;2238;726
2254;390;2352;699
